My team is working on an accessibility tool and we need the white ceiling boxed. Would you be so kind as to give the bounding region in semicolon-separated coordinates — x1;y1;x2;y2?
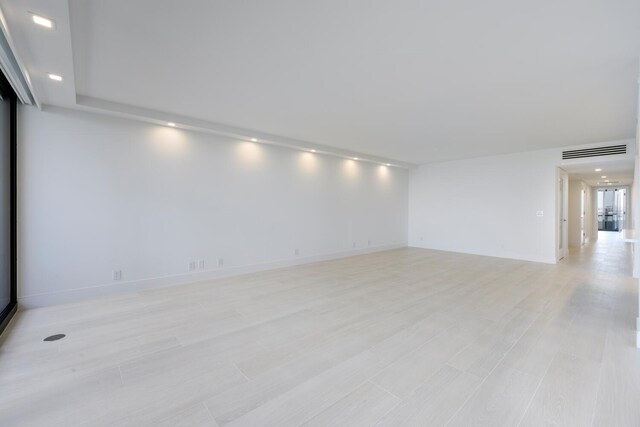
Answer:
563;158;635;186
2;0;640;164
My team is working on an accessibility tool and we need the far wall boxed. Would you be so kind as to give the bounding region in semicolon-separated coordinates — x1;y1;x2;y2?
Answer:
408;149;558;264
408;141;635;264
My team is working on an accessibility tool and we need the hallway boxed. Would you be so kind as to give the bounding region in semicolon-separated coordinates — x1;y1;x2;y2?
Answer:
562;230;634;276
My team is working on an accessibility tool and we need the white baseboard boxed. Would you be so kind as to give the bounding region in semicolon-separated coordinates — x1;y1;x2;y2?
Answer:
18;243;407;308
407;243;557;265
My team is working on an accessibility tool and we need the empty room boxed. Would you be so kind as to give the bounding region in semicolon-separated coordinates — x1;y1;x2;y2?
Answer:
0;1;639;426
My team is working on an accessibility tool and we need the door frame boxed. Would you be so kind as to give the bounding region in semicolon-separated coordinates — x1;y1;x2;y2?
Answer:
0;70;17;336
556;168;569;261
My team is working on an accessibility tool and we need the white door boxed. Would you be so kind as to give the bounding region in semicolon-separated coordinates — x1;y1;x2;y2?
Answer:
580;188;585;245
557;169;569;261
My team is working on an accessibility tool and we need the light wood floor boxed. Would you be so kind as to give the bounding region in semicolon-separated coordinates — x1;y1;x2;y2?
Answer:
1;232;639;426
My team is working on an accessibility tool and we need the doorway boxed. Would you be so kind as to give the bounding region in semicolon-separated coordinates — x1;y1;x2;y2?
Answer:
597;187;627;232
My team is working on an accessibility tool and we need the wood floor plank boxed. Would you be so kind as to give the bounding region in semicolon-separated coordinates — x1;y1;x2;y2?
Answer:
500;306;576;379
223;351;387;427
374;365;482;427
519;352;601;426
446;364;541;427
448;308;539;378
301;381;399;427
370;319;491;398
592;310;640;427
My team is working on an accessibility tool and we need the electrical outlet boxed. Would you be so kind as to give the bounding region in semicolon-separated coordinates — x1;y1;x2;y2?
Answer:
294;248;299;256
217;258;224;267
113;270;122;281
367;240;371;246
352;242;356;248
188;261;196;271
198;260;205;269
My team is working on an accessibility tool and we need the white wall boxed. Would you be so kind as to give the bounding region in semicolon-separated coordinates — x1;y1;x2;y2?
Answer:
18;106;409;307
408;149;558;264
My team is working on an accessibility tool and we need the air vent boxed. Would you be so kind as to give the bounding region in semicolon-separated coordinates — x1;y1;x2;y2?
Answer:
562;145;626;160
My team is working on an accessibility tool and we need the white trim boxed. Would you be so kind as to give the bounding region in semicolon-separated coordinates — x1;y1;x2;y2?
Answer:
18;243;406;308
0;7;37;106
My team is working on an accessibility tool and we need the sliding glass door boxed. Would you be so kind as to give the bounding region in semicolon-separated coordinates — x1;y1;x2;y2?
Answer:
0;70;16;335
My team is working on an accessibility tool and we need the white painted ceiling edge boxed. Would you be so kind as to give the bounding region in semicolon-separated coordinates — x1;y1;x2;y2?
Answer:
1;0;639;167
73;95;411;168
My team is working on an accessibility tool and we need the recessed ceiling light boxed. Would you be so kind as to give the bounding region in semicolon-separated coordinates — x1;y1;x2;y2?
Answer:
601;175;606;178
386;163;391;166
310;149;316;153
167;122;176;127
32;14;53;28
250;138;257;142
595;168;602;172
47;73;62;82
353;157;358;160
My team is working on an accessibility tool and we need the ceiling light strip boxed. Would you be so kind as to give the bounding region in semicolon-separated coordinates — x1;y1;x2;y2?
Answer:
75;95;413;169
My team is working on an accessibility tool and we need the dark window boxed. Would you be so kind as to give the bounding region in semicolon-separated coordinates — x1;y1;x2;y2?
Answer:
0;69;17;335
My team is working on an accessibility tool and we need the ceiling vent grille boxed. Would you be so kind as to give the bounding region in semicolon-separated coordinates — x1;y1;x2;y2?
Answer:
562;144;627;160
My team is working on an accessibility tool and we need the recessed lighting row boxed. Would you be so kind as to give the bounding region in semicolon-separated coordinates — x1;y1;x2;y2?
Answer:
241;135;396;167
239;136;396;167
33;13;65;83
